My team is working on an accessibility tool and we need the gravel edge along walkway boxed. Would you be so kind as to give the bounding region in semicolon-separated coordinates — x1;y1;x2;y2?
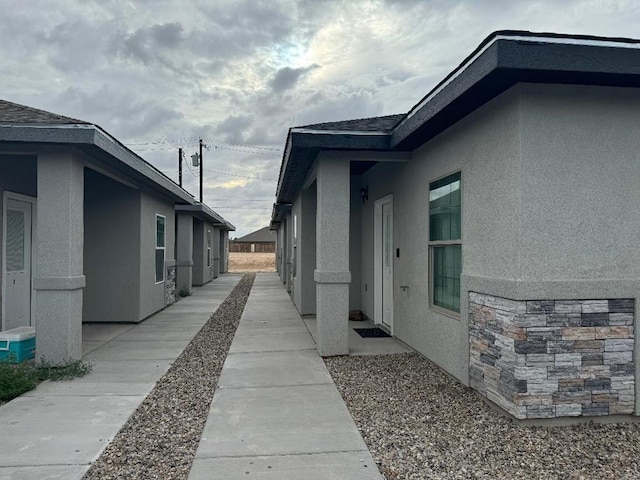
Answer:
325;353;640;480
83;273;255;480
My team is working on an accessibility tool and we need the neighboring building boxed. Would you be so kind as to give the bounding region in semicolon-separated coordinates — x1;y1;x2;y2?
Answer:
0;99;234;363
271;31;640;420
230;226;276;253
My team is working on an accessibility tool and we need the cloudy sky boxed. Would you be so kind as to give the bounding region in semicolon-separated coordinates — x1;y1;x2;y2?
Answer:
1;0;638;236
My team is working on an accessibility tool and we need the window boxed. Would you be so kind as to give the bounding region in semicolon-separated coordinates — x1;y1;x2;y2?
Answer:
429;172;461;314
207;229;212;267
155;214;165;283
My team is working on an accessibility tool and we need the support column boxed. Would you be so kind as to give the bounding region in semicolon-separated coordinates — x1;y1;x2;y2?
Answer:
315;155;350;356
212;227;220;278
176;212;193;295
296;185;317;315
34;153;85;363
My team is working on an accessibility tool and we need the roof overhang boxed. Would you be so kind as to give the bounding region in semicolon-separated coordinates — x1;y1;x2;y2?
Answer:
176;203;236;231
275;128;392;204
392;31;640;149
0;123;195;204
273;30;640;212
270;203;291;227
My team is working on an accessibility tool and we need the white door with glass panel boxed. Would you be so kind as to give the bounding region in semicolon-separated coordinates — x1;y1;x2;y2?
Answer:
381;199;394;330
3;198;33;330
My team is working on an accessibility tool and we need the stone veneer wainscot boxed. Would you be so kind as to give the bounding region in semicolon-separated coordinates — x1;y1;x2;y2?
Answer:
469;293;634;419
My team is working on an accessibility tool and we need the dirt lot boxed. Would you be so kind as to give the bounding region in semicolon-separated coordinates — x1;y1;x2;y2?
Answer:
229;252;276;272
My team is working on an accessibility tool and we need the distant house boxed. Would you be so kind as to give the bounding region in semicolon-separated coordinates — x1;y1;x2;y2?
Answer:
0;99;234;363
271;31;640;420
230;226;275;253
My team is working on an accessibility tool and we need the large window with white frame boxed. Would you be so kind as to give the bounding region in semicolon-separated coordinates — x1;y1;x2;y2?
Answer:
155;214;166;283
429;172;461;314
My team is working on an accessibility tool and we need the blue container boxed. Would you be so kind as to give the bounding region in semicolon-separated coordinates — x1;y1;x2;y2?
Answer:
0;327;36;363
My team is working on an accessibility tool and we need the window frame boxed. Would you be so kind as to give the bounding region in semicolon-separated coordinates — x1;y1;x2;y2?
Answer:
155;214;166;284
428;171;462;319
207;229;212;267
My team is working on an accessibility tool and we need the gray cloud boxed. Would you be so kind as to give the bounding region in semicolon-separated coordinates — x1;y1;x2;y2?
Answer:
119;22;185;65
269;64;319;93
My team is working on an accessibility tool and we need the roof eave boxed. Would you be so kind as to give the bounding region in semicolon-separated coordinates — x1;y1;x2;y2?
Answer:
275;129;391;204
392;33;640;149
0;123;195;204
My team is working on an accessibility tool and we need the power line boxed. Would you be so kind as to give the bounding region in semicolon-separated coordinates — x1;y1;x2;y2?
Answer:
125;136;282;153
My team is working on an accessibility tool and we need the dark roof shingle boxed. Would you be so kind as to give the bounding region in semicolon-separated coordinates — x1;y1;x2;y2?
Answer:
297;113;405;133
233;226;276;243
0;99;88;124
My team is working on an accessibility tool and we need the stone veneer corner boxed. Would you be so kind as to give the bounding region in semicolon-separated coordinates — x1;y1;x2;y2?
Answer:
469;293;635;419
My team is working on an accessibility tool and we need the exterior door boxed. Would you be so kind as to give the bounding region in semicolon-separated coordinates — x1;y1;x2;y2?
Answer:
3;197;33;330
374;195;394;332
381;200;394;330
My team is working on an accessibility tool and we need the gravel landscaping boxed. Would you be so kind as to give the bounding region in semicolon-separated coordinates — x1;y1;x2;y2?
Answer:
325;353;640;480
83;273;255;480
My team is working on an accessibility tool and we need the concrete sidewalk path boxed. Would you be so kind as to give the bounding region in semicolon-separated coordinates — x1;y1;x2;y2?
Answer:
188;273;383;480
0;274;242;480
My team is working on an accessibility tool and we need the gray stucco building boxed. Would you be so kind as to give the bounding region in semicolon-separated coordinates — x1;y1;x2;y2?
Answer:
271;31;640;420
0;100;234;363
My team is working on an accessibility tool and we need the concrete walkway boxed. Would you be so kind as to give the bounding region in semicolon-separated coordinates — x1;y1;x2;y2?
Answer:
0;274;242;480
188;273;383;480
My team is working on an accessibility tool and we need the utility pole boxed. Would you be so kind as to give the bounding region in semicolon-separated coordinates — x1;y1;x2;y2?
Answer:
199;138;203;203
178;147;183;187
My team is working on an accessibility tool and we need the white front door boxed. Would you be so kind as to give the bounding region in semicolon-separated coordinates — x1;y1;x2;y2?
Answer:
381;199;394;330
374;195;394;332
3;197;33;331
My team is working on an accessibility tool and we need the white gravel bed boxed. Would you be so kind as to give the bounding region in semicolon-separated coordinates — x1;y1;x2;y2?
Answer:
83;274;255;480
325;353;640;480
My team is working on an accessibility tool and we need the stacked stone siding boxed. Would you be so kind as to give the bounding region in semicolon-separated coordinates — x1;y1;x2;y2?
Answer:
469;293;634;419
165;265;176;306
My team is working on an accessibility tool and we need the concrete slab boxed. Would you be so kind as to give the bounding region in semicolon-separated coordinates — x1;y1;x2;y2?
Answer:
116;324;203;341
84;340;190;360
303;317;414;355
0;395;143;467
22;359;173;397
195;384;368;458
234;317;308;336
188;452;383;480
82;341;103;356
0;465;88;480
229;333;315;353
82;323;133;342
142;313;210;325
218;350;333;389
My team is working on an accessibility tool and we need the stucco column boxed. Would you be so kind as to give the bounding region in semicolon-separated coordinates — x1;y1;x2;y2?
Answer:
212;227;220;278
34;153;85;363
176;212;193;295
315;155;350;356
294;186;317;315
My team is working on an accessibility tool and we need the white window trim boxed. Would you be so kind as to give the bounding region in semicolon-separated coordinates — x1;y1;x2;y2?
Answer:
428;171;462;319
155;214;166;284
207;229;212;267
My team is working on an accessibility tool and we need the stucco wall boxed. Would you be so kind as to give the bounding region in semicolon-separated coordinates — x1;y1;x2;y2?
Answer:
360;87;523;382
349;176;362;312
192;219;205;285
518;84;640;286
291;183;317;315
360;162;403;321
0;154;37;329
139;190;175;320
83;169;141;323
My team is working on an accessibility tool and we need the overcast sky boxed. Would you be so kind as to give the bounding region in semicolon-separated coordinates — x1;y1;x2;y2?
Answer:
2;0;638;236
